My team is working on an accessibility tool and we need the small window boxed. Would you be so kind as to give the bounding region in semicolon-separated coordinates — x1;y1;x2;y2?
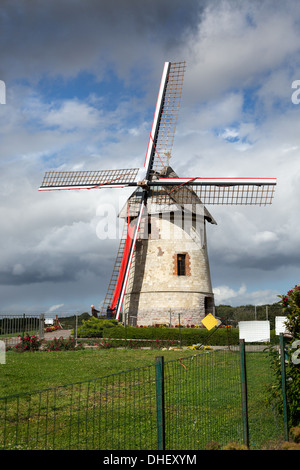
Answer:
177;254;186;276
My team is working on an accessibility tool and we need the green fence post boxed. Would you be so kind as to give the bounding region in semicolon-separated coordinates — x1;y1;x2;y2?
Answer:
239;339;249;448
155;356;165;450
279;333;289;441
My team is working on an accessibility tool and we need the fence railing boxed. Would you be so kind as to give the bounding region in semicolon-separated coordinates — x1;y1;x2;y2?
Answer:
0;344;285;450
0;314;44;348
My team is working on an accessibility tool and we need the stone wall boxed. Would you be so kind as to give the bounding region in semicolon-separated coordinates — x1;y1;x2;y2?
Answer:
123;209;215;326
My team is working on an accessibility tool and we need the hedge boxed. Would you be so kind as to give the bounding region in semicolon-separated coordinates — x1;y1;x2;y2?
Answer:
103;325;240;346
76;317;278;346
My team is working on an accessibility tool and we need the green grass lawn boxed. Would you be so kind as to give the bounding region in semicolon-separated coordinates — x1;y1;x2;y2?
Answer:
0;348;195;397
0;348;284;450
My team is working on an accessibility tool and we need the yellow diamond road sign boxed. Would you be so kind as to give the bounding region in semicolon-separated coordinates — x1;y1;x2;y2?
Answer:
201;313;219;331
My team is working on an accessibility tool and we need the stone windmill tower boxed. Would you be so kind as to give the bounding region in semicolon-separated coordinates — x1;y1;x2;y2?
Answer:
39;61;276;326
119;166;217;326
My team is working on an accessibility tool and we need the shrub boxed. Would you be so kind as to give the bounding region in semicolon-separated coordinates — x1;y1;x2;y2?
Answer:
14;334;43;352
93;338;179;350
204;440;248;450
45;337;83;351
268;284;300;427
281;426;300;449
222;441;248;450
290;426;300;443
76;318;241;345
76;317;120;338
204;441;221;450
96;340;116;349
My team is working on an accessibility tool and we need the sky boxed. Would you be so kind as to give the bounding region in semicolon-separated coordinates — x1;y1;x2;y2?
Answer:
0;0;300;315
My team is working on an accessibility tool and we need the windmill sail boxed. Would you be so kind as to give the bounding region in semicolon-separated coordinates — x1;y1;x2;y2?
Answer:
40;60;277;324
104;61;186;317
99;192;146;319
144;61;186;178
109;218;135;315
149;177;276;206
99;219;129;316
114;197;145;320
39;168;140;191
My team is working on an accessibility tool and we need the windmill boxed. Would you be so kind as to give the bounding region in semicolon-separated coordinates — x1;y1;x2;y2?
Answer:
39;61;276;326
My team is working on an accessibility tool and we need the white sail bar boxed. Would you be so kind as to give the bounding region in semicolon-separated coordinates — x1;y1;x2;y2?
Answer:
144;62;170;175
144;61;186;178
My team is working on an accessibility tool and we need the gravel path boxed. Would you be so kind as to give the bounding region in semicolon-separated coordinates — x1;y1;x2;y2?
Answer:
43;329;73;340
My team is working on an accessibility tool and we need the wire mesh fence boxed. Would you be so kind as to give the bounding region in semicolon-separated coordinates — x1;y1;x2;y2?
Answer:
0;365;158;450
163;351;243;449
0;348;285;450
244;346;285;449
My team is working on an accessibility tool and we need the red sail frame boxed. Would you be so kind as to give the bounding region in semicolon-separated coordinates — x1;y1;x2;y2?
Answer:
109;218;135;312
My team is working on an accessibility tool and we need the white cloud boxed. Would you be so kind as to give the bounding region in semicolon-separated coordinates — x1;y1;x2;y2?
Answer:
46;304;64;314
213;284;279;306
43;100;101;131
185;1;300;101
1;0;300;313
254;231;279;244
213;284;246;304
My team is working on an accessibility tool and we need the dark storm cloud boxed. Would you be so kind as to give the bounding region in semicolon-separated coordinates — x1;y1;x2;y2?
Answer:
1;0;300;312
0;0;206;82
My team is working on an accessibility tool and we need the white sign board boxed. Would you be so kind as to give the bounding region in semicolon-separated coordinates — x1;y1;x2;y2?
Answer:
275;316;288;335
239;321;270;343
0;340;5;364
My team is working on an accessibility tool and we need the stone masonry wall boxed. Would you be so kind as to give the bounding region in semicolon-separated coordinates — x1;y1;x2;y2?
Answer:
123;210;215;326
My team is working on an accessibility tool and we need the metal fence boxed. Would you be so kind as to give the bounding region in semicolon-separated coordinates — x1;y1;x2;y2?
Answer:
0;314;44;348
0;344;285;450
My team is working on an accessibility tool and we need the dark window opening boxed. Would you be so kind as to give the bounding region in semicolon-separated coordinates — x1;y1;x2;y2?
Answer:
177;254;186;276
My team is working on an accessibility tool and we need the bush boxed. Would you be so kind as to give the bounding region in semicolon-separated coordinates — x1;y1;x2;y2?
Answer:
93;338;179;350
204;441;221;450
76;317;120;338
14;334;43;352
76;317;242;346
45;337;83;351
222;441;248;450
290;426;300;443
268;284;300;427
